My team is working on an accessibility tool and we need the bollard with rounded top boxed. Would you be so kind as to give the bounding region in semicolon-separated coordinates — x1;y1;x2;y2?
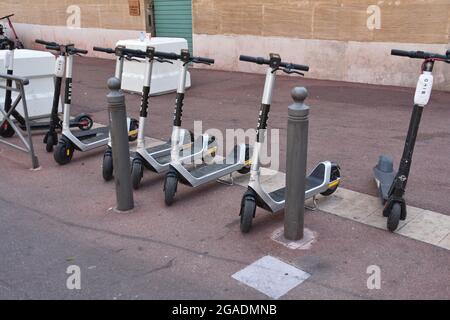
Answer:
107;77;134;212
284;87;310;241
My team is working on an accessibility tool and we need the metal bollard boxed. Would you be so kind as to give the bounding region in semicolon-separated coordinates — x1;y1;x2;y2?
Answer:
284;87;309;241
107;77;134;212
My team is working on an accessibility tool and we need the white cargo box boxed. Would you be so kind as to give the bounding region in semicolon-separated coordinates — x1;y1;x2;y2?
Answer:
117;38;191;95
0;49;57;119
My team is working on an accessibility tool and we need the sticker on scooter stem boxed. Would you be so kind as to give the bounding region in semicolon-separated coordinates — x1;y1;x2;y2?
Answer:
414;73;433;106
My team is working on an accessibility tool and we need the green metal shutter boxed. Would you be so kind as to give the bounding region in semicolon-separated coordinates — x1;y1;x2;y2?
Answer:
154;0;193;53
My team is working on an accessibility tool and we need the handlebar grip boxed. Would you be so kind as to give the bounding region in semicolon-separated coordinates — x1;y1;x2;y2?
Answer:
283;62;309;72
123;48;146;56
46;45;60;51
72;48;88;55
36;39;58;46
154;51;180;60
194;57;215;64
239;55;268;65
391;49;414;58
93;46;114;54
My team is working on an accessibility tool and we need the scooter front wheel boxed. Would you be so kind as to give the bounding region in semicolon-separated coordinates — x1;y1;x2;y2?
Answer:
54;139;74;165
240;195;256;233
164;174;178;206
131;159;143;190
45;133;56;153
387;202;401;232
102;149;113;181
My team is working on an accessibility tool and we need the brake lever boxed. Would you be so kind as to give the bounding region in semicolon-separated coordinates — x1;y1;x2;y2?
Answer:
156;58;174;64
125;56;142;62
282;68;304;76
191;59;212;66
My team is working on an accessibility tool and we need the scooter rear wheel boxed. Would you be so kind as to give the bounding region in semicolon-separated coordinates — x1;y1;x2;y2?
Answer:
321;164;341;196
240;195;256;233
77;115;94;131
387;202;401;232
0;122;15;138
128;118;139;142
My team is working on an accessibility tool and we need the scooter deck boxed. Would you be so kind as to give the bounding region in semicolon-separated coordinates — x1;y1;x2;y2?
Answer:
73;127;109;143
188;163;235;178
269;175;324;202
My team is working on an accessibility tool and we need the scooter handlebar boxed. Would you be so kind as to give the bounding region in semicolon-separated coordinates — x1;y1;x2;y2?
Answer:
391;49;449;60
240;55;309;71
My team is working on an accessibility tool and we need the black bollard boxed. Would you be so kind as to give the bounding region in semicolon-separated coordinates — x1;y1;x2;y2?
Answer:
107;77;134;212
284;87;309;240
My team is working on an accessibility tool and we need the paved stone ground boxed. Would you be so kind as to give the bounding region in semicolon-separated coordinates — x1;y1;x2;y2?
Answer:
0;57;449;299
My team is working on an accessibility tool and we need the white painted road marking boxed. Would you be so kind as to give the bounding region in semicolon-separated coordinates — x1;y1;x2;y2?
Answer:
232;255;310;299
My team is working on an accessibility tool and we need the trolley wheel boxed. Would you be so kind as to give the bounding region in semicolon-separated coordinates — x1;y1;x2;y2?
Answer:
102;149;114;182
164;174;178;206
321;164;341;196
45;132;57;153
77;115;93;131
387;202;401;232
240;195;256;233
128;118;139;142
0;122;15;138
54;139;74;165
131;159;144;190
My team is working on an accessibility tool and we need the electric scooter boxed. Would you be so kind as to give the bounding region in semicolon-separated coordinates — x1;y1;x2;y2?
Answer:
94;45;170;181
238;54;341;233
53;44;138;165
131;49;217;189
373;49;450;232
36;39;94;152
163;51;252;206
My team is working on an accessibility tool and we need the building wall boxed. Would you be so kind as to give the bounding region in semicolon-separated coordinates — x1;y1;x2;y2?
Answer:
192;0;450;90
1;0;149;58
1;0;146;30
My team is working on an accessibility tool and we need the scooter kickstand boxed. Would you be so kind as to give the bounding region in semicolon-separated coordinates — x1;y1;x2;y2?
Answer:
217;173;234;186
305;196;318;211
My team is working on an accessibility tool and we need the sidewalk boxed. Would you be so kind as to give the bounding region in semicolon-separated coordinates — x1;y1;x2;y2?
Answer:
0;57;449;299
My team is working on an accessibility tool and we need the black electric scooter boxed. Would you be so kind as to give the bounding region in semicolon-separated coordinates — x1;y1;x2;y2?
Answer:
0;39;93;147
53;44;138;165
36;39;93;152
373;49;450;232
